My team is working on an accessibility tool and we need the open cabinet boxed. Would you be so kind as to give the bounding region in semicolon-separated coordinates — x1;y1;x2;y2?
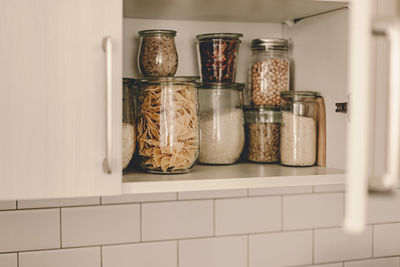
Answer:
0;0;358;200
122;0;348;194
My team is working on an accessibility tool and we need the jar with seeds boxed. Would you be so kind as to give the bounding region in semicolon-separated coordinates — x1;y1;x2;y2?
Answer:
244;106;281;163
138;29;178;77
246;38;290;106
136;77;200;174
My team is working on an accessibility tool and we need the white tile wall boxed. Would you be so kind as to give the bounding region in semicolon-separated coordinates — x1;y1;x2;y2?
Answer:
283;193;344;230
0;200;16;211
102;241;177;267
249;186;313;196
374;223;400;257
101;192;177;204
19;247;101;267
179;236;247;267
367;190;400;224
18;197;100;209
142;200;213;241
215;196;281;235
0;209;60;252
61;204;140;247
314;227;373;263
178;189;247;200
0;253;17;267
344;257;400;267
249;231;312;267
1;189;400;267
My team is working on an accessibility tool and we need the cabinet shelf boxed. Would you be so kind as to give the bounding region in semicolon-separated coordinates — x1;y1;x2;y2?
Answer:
122;164;345;194
123;0;347;23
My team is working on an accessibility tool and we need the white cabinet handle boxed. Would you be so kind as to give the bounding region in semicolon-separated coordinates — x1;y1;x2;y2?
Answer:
345;0;400;233
370;20;400;192
345;0;373;233
102;36;112;174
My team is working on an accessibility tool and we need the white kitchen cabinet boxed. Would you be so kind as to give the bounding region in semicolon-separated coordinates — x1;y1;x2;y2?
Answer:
0;0;356;200
0;0;123;200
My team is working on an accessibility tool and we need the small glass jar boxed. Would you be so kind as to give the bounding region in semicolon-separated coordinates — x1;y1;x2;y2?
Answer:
138;29;178;77
280;91;319;167
136;76;199;174
122;79;136;170
198;83;245;165
244;106;281;163
247;38;290;106
196;33;243;83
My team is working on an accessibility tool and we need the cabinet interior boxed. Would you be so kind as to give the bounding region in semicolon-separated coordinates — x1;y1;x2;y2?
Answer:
121;0;348;192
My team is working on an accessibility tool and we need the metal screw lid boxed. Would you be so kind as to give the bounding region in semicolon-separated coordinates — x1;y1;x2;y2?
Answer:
251;38;289;51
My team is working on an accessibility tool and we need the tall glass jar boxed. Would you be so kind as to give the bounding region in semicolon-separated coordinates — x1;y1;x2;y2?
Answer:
247;38;290;106
198;83;245;165
136;77;199;174
138;29;178;77
196;33;243;83
122;79;136;170
244;106;281;163
280;91;319;167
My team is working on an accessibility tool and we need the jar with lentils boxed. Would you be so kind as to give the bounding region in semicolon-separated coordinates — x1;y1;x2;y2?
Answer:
244;106;281;163
247;38;290;107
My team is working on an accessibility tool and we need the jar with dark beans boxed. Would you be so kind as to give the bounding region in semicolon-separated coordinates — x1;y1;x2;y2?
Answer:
196;33;243;83
138;29;178;77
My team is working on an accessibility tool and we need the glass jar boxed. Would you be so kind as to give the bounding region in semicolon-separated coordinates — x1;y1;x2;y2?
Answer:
244;106;281;163
198;83;245;165
136;77;199;174
122;79;136;170
196;33;243;83
247;38;290;106
138;29;178;77
280;91;318;167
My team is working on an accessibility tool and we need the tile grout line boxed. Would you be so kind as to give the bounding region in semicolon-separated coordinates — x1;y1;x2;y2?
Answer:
140;203;143;242
312;229;315;264
247;234;250;267
176;240;180;267
213;199;216;237
372;225;375;258
281;195;284;231
100;245;103;267
59;208;63;248
17;252;19;267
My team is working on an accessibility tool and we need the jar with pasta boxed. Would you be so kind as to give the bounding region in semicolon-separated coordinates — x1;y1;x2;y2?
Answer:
247;38;290;106
136;77;200;174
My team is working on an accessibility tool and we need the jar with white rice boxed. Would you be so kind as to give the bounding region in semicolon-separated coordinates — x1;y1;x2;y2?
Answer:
280;91;319;166
198;83;245;165
122;79;136;170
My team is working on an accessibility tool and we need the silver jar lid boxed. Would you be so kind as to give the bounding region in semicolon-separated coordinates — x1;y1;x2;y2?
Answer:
251;38;289;51
198;83;244;91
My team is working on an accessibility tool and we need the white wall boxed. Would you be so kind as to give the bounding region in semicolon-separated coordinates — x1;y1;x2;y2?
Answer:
283;8;348;169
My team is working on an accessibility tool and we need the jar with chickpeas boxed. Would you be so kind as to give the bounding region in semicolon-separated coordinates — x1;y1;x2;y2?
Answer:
247;38;290;107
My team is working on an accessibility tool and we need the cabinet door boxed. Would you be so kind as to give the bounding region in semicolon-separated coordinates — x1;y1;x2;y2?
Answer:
0;0;122;200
